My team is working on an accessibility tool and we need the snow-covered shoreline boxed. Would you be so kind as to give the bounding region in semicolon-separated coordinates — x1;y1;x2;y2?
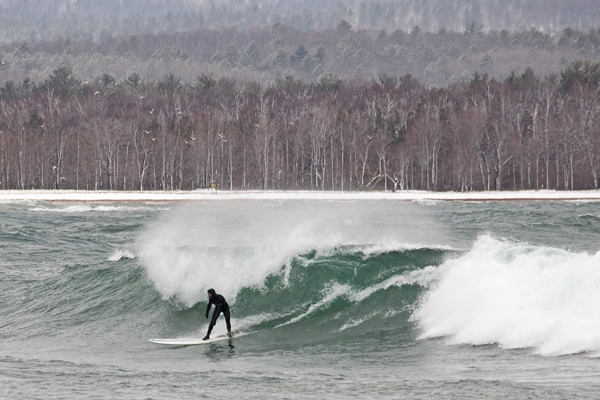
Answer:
0;189;600;202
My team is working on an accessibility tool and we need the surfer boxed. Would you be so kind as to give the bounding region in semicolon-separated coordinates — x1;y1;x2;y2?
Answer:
203;288;232;340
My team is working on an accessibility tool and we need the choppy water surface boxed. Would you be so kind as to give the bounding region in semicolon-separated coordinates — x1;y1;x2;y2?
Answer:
1;199;600;399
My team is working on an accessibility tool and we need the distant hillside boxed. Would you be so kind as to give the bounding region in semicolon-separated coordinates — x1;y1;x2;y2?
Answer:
0;0;599;42
1;25;599;87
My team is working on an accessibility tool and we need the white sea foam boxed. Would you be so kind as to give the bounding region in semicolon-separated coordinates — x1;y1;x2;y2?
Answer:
349;268;439;303
29;204;168;212
0;199;41;205
108;249;136;262
412;235;600;356
277;269;438;328
359;242;457;258
277;283;352;327
30;205;93;212
138;201;448;308
338;316;370;332
411;199;440;206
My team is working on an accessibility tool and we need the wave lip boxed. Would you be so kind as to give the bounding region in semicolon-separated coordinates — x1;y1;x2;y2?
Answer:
138;201;450;308
413;235;600;356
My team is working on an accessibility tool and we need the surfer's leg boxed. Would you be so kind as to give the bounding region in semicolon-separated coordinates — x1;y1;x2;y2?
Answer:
206;319;215;337
206;306;221;337
223;305;231;332
204;321;214;340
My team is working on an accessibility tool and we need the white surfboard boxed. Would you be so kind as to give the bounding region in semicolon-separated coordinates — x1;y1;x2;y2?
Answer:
149;335;233;346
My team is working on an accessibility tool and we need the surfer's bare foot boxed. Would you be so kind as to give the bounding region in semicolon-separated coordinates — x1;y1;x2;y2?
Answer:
227;331;232;338
202;335;210;341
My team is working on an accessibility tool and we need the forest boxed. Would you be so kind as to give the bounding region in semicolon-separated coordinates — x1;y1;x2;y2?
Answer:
2;1;600;192
1;60;600;192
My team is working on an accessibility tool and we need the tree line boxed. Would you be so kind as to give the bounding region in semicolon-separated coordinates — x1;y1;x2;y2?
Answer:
2;23;600;89
1;61;600;192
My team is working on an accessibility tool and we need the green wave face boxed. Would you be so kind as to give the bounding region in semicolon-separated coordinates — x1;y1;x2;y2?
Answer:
1;245;448;346
2;200;453;348
230;246;449;333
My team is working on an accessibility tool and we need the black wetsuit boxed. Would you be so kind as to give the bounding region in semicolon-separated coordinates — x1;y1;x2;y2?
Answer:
205;293;231;336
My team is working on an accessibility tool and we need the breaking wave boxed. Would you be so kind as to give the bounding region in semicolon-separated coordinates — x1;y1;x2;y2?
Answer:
5;198;600;358
413;235;600;357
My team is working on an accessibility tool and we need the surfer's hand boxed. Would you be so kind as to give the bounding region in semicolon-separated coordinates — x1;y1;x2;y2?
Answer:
205;313;209;318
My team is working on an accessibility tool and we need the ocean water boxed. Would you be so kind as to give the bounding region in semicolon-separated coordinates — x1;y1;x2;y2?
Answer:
1;199;600;399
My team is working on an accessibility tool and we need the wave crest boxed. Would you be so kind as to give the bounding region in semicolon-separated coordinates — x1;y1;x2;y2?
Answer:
413;235;600;356
137;201;448;307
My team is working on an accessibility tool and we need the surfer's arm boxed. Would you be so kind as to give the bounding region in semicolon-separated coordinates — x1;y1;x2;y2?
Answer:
205;301;212;318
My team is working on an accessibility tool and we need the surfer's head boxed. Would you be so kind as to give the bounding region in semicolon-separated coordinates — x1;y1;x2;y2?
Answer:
207;288;216;298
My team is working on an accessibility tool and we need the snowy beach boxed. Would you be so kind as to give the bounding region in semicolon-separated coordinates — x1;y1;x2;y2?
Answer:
1;189;600;202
